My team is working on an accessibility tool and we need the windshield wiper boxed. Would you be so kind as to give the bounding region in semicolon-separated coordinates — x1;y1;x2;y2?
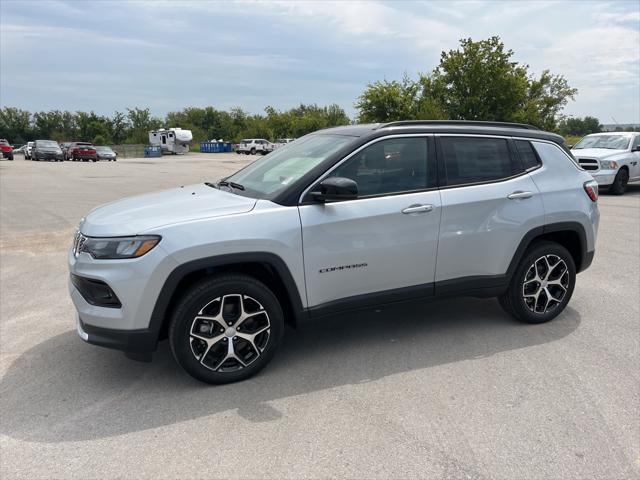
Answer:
217;180;245;191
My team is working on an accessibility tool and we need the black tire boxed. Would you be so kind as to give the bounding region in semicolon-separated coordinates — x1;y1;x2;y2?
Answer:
499;241;576;324
609;168;629;195
250;148;256;155
169;274;285;384
236;151;241;155
7;153;13;160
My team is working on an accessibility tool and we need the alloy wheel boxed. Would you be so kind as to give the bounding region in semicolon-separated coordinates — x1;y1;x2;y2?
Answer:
522;254;570;314
189;294;271;372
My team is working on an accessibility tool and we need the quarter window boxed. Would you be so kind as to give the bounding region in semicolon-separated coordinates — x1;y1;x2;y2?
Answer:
440;137;515;186
327;138;431;196
515;140;542;170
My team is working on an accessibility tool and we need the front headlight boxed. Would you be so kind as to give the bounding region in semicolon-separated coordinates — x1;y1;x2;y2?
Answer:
599;160;618;170
80;235;161;259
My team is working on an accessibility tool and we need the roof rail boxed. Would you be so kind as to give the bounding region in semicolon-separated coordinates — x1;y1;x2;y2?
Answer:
377;120;540;131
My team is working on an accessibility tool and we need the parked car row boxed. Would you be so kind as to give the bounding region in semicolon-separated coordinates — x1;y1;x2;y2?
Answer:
19;140;118;162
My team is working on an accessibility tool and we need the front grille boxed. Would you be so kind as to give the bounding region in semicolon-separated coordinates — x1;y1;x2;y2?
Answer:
73;231;87;257
577;158;599;171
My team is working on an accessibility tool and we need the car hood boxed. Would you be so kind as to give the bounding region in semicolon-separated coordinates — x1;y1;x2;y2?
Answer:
571;148;627;159
80;184;257;236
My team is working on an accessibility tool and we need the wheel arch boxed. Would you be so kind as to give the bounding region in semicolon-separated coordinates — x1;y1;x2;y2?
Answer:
149;252;306;345
507;222;590;280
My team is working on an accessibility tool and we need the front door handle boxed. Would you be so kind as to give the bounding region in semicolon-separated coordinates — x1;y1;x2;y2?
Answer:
402;204;434;214
507;191;534;200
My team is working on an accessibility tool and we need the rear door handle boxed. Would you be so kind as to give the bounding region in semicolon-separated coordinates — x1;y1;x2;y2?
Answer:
402;204;434;214
507;191;534;200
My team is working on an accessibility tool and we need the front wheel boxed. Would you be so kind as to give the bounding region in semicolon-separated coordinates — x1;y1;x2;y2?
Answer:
169;274;285;384
609;168;629;195
499;241;576;324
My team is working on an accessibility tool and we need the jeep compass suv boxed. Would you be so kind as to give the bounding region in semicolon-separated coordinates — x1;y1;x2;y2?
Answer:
68;121;599;384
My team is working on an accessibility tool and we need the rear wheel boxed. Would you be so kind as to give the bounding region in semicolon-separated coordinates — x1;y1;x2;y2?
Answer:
609;168;629;195
169;274;284;384
499;241;576;324
250;148;256;155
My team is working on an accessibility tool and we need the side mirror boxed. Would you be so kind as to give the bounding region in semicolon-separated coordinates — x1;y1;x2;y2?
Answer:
567;144;574;149
311;177;358;202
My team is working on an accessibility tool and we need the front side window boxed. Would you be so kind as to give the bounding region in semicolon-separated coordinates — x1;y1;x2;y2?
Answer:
225;134;353;198
326;137;431;196
632;135;640;150
441;137;515;186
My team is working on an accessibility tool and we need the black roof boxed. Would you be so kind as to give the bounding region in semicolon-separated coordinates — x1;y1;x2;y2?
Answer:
321;120;565;144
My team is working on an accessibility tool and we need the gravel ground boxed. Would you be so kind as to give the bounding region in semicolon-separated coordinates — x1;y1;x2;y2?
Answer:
1;153;639;479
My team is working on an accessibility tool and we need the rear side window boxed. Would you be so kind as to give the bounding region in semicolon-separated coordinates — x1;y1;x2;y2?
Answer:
440;137;515;186
515;140;542;170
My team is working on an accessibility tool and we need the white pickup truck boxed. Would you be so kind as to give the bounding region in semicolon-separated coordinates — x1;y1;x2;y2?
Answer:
572;132;640;194
236;138;275;155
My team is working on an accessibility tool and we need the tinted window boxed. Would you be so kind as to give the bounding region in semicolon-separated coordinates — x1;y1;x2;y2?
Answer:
633;136;640;149
441;137;514;186
515;140;541;170
327;138;430;196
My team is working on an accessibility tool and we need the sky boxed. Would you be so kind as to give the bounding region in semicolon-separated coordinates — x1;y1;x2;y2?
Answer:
1;0;639;123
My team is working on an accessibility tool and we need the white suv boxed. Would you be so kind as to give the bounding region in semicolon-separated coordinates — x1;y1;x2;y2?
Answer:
69;121;599;384
572;132;640;194
236;138;274;155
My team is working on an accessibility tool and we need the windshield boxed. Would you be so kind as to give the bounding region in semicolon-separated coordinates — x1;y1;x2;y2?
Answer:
96;146;113;152
38;140;60;148
225;134;353;197
573;135;630;150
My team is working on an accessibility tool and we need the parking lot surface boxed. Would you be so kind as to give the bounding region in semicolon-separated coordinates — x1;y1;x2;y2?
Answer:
1;154;639;479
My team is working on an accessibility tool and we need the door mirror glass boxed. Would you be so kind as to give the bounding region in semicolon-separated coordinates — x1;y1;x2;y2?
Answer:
311;177;358;202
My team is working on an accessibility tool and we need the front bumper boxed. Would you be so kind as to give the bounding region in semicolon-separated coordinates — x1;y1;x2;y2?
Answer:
68;241;179;352
76;315;157;353
590;170;617;186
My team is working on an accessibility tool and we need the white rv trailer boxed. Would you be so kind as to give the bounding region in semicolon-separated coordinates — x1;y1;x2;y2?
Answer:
148;128;193;154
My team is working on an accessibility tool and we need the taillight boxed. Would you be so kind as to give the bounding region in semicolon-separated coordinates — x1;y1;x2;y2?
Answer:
584;180;598;202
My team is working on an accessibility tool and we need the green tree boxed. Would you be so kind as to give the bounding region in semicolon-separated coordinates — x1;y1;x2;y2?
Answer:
127;107;161;143
355;36;576;129
0;107;32;143
355;75;422;122
558;116;602;136
110;111;129;144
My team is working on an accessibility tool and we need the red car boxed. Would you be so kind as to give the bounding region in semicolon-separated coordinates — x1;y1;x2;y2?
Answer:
0;139;14;160
67;142;98;162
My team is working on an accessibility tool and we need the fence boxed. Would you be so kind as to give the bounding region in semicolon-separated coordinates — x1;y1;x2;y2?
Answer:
110;144;146;158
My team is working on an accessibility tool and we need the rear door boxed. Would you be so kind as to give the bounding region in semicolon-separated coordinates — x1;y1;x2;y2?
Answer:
435;135;545;287
299;135;441;309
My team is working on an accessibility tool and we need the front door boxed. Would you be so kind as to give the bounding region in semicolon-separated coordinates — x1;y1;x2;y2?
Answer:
298;136;441;309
